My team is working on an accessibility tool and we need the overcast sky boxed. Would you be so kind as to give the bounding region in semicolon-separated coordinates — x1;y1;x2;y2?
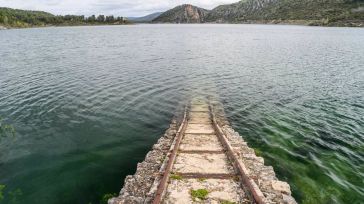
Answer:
0;0;238;17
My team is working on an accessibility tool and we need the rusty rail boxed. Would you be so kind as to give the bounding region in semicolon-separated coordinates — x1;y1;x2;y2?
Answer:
152;108;188;204
209;105;267;204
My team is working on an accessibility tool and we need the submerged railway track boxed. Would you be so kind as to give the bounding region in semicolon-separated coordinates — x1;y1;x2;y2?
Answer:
110;99;297;204
154;100;259;203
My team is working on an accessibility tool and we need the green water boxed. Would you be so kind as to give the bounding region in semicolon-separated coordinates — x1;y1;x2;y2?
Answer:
0;24;363;203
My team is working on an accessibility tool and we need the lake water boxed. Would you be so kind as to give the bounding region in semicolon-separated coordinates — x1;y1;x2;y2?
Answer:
0;24;363;204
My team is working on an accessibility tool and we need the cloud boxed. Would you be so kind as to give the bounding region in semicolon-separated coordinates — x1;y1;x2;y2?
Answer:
0;0;238;16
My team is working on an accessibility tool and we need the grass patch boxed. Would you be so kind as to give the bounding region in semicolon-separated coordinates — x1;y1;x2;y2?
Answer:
190;188;209;201
254;148;263;157
197;178;206;182
170;173;183;180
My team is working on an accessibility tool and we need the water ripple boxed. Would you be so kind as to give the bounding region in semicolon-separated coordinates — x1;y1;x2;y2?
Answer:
0;25;363;204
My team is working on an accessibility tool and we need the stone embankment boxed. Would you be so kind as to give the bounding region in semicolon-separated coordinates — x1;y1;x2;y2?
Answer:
109;99;297;204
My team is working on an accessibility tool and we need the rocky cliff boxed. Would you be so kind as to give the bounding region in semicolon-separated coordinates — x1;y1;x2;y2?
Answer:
152;4;209;23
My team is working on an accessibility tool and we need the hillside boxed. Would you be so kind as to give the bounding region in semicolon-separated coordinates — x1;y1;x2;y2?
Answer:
151;0;364;26
2;1;364;28
206;0;279;23
128;12;162;22
152;4;209;23
0;7;128;28
205;0;364;26
0;7;55;27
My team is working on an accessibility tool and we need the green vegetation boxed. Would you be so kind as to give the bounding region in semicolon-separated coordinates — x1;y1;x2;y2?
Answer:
100;193;117;204
190;188;209;201
8;189;22;204
0;117;15;139
0;185;5;202
254;148;263;157
0;185;23;204
170;173;183;180
246;0;364;26
197;178;206;182
0;7;128;28
154;0;364;26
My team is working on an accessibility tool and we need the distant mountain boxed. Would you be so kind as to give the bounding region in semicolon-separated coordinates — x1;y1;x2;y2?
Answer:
152;4;210;23
152;0;364;26
127;12;163;22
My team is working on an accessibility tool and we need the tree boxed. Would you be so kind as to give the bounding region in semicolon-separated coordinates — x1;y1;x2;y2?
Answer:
106;15;115;23
0;7;128;27
3;15;8;24
97;15;105;22
116;16;125;24
87;15;96;23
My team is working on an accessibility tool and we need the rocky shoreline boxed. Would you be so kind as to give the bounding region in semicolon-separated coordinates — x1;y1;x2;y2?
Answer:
221;19;364;27
152;20;364;28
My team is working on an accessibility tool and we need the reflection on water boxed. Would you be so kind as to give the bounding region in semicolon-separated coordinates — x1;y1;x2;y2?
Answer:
0;24;363;204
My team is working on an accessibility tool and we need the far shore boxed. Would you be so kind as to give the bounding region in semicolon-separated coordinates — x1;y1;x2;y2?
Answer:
151;19;364;28
0;23;133;30
1;20;363;30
